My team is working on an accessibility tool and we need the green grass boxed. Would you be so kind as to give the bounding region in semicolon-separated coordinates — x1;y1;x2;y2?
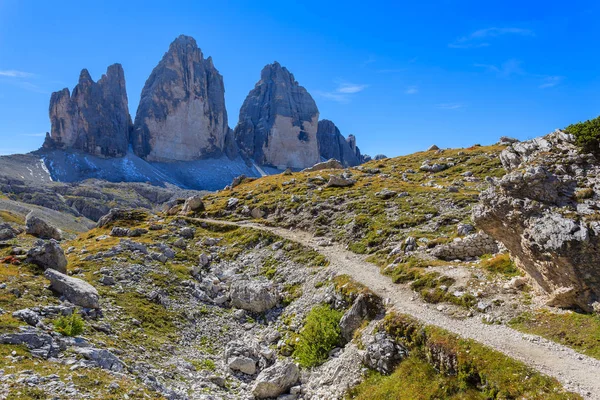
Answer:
294;304;344;368
480;253;521;277
509;310;600;360
349;312;582;400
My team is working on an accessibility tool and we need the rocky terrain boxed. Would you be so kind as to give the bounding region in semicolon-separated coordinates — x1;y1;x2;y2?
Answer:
3;129;600;399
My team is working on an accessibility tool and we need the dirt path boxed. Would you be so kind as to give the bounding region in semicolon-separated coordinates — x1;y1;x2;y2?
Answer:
197;219;600;399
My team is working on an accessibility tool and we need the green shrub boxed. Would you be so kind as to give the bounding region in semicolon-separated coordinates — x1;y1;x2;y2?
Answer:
294;305;343;368
53;313;84;337
480;253;520;277
564;115;600;155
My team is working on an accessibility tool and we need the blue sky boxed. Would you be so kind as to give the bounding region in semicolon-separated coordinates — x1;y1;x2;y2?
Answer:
1;0;599;157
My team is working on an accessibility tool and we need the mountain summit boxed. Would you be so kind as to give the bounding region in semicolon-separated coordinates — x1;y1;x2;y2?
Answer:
131;35;230;162
234;62;321;169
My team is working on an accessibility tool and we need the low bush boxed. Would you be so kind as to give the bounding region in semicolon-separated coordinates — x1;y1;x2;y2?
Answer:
294;304;343;368
564;116;600;156
53;313;84;337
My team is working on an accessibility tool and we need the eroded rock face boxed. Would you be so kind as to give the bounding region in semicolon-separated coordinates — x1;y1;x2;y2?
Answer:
234;62;320;169
132;35;229;162
317;120;362;167
44;64;131;157
473;130;600;311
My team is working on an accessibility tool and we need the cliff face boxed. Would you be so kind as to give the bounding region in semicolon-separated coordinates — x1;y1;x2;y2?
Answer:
474;131;600;311
132;35;229;162
234;62;320;169
45;64;131;157
316;120;362;167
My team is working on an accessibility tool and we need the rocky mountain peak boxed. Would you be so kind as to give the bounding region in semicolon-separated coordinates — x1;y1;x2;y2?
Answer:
44;63;132;158
131;35;229;162
78;68;93;85
234;62;320;169
316;119;362;167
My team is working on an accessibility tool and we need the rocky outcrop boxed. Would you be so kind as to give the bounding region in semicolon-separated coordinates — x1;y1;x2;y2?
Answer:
26;240;68;273
25;212;61;240
132;35;229;162
363;332;407;374
44;64;131;157
44;269;100;309
317;120;362;167
234;62;320;169
473;130;600;311
230;279;279;313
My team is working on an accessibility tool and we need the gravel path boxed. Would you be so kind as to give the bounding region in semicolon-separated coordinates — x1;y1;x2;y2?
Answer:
198;219;600;399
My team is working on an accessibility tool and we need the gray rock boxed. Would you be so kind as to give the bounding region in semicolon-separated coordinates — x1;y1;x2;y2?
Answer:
230;279;279;313
302;158;344;173
228;356;257;375
252;361;300;399
25;212;61;240
181;195;205;214
339;294;381;342
179;227;195;239
0;223;18;241
363;332;407;374
26;239;68;273
325;175;356;188
110;227;130;237
375;188;397;200
0;327;64;359
234;62;320;169
12;308;41;327
316;120;362;167
132;35;230;162
44;64;131;157
457;223;475;236
74;347;125;372
427;144;440;151
473;130;600;310
44;269;100;309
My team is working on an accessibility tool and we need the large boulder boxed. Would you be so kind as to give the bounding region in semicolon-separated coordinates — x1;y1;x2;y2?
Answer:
44;269;100;309
132;35;229;162
0;223;18;241
234;62;320;169
473;130;600;311
181;194;205;215
26;239;67;273
43;64;132;157
302;158;343;173
25;212;61;240
230;279;279;313
252;361;299;399
325;175;356;188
